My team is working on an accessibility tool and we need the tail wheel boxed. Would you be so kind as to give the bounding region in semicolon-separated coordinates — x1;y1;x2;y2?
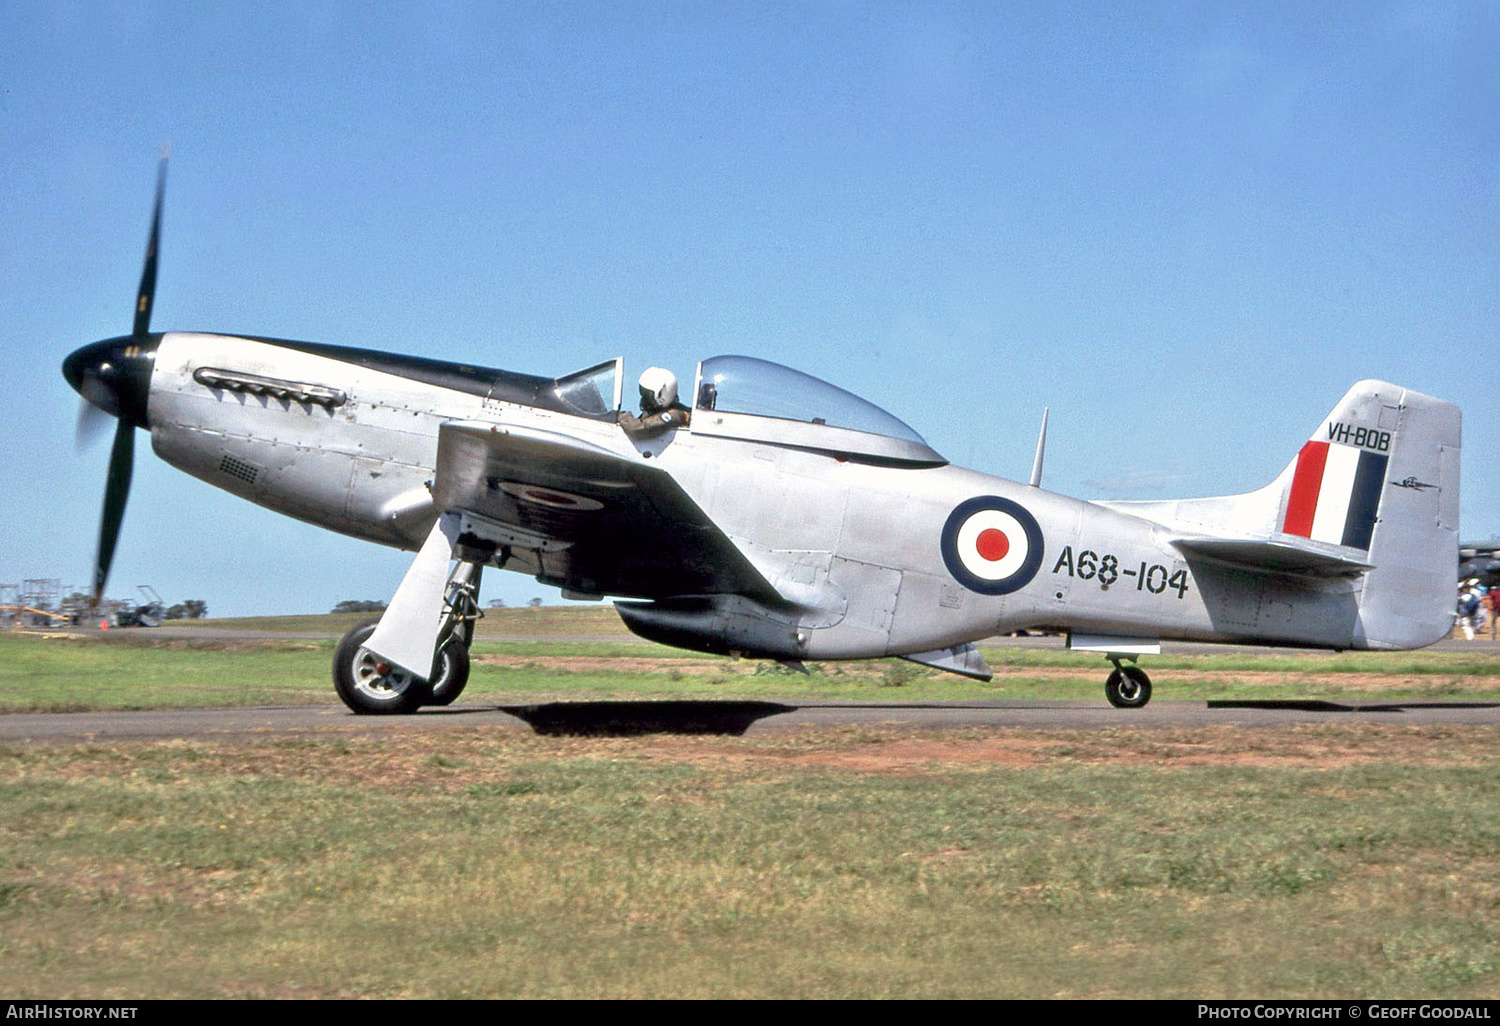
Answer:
333;620;432;715
1105;665;1152;709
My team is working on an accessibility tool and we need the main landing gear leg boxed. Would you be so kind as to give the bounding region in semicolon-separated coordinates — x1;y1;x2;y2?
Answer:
333;514;484;715
332;558;481;715
1104;655;1152;709
426;560;481;707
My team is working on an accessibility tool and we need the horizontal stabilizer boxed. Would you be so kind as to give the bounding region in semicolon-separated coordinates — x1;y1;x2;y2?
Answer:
900;643;993;681
1068;634;1161;655
1172;535;1374;577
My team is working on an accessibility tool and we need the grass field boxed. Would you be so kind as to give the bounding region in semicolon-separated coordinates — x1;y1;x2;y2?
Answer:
1;612;1498;997
1;725;1497;998
3;609;1499;713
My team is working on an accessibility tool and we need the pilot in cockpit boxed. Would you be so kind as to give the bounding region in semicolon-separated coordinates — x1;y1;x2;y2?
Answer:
619;366;691;437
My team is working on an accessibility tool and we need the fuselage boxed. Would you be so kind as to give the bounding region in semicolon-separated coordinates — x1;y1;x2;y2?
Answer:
127;331;1370;661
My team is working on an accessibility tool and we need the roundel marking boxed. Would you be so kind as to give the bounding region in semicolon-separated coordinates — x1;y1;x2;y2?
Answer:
941;496;1044;595
498;481;605;512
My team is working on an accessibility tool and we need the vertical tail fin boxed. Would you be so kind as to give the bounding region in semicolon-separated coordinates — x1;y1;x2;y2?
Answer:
1314;381;1461;648
1261;380;1460;647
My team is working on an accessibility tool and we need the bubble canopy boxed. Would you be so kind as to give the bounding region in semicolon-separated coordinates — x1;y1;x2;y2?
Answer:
692;355;929;446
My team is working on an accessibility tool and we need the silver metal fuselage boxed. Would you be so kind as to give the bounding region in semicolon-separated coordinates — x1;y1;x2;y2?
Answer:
145;331;1382;661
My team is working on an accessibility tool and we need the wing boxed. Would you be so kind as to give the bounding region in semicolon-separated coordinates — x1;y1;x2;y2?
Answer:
431;420;781;603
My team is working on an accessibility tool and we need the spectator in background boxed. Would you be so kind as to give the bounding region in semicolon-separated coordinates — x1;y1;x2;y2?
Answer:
1457;583;1483;641
1458;585;1482;642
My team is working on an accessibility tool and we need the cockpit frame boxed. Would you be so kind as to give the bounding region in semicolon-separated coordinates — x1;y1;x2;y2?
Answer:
688;355;946;466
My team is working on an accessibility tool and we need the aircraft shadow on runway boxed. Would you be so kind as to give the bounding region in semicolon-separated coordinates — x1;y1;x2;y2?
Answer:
490;699;1068;735
1206;699;1500;712
496;700;798;736
468;697;1500;735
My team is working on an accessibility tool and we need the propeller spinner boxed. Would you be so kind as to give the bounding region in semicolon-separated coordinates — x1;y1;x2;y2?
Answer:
63;153;167;604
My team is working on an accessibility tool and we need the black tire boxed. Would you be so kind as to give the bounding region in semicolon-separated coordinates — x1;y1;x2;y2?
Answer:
333;620;432;715
1105;665;1152;709
426;640;470;706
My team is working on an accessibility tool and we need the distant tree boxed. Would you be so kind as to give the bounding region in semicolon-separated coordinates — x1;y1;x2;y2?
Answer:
164;600;207;620
487;598;507;609
528;597;543;610
333;599;388;614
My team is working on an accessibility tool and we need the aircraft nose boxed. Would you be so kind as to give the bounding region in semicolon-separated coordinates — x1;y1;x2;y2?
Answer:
63;334;159;429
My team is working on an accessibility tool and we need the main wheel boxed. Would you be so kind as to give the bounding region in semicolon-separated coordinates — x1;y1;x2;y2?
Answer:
425;640;470;706
333;620;433;715
1105;665;1152;709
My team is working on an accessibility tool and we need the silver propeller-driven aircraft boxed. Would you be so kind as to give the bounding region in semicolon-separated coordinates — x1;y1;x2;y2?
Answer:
65;158;1462;713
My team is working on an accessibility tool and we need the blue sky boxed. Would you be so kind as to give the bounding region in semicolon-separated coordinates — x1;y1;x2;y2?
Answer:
2;1;1496;616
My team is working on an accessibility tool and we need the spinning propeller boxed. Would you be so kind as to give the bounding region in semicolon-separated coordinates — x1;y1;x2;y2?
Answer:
62;151;168;605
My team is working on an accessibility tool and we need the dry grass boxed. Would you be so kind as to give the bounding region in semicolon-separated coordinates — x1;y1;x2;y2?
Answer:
2;723;1498;998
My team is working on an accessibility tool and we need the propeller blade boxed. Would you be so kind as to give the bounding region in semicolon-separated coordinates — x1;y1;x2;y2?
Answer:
132;149;168;337
75;397;111;451
93;419;135;604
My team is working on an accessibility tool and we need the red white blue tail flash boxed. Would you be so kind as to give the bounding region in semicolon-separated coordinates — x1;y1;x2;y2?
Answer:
1281;441;1387;550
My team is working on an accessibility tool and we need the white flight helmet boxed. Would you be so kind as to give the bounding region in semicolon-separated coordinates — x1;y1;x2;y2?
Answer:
638;367;678;412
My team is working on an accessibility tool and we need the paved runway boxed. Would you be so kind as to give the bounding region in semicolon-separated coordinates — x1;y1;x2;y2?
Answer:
9;625;1496;743
2;696;1498;744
